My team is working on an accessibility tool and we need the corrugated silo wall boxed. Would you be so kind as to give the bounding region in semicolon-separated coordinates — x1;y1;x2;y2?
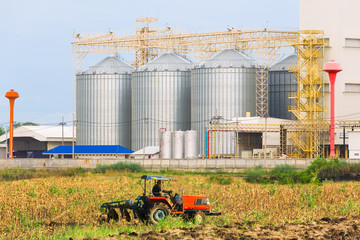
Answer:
269;70;297;120
191;67;257;155
131;71;191;151
76;73;132;148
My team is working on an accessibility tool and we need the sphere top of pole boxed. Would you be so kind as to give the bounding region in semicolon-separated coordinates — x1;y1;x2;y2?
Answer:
5;89;19;100
323;60;343;73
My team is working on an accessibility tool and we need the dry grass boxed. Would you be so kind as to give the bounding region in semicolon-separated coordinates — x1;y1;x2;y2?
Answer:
1;171;360;239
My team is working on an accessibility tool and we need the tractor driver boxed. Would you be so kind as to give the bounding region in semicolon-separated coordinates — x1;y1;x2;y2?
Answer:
152;180;172;197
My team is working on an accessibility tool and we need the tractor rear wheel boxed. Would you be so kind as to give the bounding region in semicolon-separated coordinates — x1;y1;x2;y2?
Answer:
149;203;170;224
107;208;119;222
193;211;206;224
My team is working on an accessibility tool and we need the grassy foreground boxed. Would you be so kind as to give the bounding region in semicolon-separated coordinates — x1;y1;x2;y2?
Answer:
1;169;360;239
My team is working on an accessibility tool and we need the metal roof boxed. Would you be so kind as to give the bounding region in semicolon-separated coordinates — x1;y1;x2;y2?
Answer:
44;145;133;154
231;116;293;124
269;55;297;71
137;53;192;71
140;175;176;181
198;49;256;68
132;146;159;155
0;126;75;142
81;56;134;74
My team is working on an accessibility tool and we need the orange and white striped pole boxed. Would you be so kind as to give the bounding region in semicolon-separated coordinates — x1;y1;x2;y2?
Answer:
5;90;19;159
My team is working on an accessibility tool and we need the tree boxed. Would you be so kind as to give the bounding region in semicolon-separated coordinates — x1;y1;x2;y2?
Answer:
13;122;38;129
0;122;38;136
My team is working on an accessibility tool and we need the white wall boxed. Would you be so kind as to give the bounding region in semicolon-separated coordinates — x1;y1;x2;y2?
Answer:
300;0;360;145
348;131;360;159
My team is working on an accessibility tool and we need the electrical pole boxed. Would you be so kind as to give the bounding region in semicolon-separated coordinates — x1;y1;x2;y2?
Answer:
142;118;147;159
339;126;348;158
264;116;268;160
59;116;66;146
5;127;8;159
72;113;75;160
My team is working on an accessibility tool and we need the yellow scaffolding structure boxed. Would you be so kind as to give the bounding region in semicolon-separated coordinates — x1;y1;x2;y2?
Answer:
72;18;297;118
288;30;326;158
208;120;360;158
73;19;297;67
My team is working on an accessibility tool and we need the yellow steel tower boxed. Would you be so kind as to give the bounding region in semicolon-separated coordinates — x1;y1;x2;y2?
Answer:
288;30;326;158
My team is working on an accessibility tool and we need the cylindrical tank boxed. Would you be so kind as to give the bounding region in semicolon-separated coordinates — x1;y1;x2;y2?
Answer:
269;55;298;120
160;131;172;159
184;130;199;158
132;53;192;151
76;56;134;148
191;49;257;155
173;131;185;159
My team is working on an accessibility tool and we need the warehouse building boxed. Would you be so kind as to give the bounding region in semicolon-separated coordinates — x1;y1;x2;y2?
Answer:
0;126;75;158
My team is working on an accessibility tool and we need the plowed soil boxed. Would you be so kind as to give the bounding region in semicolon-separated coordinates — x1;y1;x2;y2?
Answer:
91;217;360;240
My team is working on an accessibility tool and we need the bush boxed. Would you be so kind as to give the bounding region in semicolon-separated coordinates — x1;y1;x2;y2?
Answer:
0;168;89;181
94;162;142;173
243;166;269;183
271;164;296;177
242;158;360;184
318;163;360;181
0;168;32;181
61;167;87;177
209;175;233;185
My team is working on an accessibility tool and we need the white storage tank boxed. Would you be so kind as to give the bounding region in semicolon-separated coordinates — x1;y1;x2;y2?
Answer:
185;130;199;158
173;131;185;159
160;131;173;159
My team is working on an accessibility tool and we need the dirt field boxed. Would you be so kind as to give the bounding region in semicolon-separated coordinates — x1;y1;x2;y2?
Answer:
2;172;360;239
93;217;360;240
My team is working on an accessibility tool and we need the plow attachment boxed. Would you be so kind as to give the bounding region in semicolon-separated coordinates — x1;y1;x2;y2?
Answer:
100;197;145;222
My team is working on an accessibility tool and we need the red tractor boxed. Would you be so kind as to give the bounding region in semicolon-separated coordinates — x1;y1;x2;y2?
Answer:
101;175;221;224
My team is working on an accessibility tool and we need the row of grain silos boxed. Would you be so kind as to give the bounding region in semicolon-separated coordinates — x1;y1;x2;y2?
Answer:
76;50;296;156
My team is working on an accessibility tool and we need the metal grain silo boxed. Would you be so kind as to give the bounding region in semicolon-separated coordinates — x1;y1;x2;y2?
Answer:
269;55;298;120
132;53;192;151
191;49;257;155
76;56;134;148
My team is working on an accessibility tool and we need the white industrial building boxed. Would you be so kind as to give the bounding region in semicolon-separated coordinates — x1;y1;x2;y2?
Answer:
0;126;75;158
300;0;360;157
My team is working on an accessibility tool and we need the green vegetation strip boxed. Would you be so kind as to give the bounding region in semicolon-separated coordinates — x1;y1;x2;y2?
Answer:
244;158;360;184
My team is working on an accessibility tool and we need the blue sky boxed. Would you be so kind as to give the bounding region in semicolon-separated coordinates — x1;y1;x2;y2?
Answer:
0;0;299;127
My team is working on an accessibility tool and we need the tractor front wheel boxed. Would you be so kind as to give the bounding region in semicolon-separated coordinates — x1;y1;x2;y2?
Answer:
149;203;170;224
193;211;206;224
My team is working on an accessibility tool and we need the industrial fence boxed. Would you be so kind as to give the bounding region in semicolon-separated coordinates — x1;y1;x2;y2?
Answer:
1;158;360;171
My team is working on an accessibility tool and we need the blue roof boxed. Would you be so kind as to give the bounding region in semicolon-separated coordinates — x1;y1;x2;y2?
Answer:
44;145;133;154
140;175;177;181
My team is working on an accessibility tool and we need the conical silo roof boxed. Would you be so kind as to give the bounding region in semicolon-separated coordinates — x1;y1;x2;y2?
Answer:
199;49;256;68
137;53;192;71
83;56;134;74
269;55;297;71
